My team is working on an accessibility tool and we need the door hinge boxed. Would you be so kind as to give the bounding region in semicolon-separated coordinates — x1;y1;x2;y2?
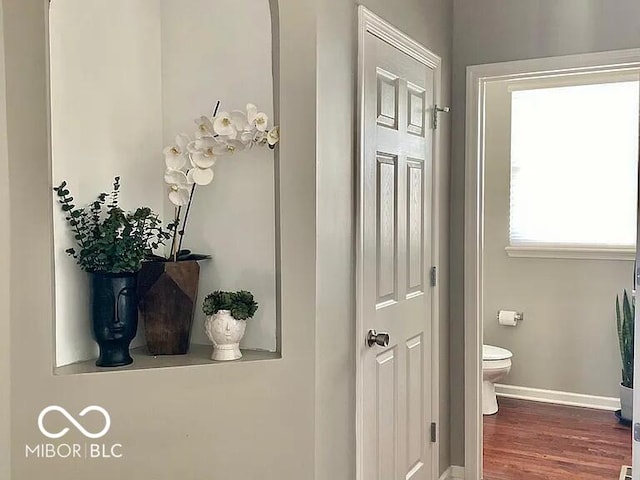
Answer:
430;267;437;287
432;105;450;129
430;422;437;443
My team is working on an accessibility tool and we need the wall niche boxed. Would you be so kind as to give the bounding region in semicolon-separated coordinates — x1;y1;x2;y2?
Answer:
50;0;279;372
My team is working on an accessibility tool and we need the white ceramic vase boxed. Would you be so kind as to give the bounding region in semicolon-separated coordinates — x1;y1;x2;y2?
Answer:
204;310;246;361
620;383;633;421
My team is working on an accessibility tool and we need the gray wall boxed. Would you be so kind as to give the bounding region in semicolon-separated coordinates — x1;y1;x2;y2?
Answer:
483;80;634;398
452;0;640;465
315;0;452;477
1;0;453;479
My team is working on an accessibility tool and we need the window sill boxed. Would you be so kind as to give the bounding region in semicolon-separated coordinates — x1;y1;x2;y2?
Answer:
54;345;281;376
505;245;636;261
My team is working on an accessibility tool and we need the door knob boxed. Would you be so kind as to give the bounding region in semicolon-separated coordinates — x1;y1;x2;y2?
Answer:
367;330;390;348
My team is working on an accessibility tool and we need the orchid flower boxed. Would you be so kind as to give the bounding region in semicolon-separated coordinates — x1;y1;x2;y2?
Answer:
195;116;215;138
247;103;269;132
188;167;214;186
222;138;246;154
163;134;190;170
164;169;192;207
213;112;237;137
188;137;219;168
267;126;280;147
162;101;280;261
230;110;249;131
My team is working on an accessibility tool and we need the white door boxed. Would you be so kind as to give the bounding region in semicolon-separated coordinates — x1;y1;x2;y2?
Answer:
358;9;439;480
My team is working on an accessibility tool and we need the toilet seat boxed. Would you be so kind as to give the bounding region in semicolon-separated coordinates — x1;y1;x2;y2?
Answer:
483;344;512;361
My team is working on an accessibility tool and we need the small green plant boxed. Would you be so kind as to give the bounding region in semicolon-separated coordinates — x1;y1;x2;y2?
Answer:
616;289;635;389
54;177;173;273
202;290;258;320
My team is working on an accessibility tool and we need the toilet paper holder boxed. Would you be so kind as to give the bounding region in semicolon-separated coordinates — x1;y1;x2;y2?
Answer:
496;311;524;322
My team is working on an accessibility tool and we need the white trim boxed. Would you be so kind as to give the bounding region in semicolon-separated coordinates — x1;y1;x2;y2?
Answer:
357;6;442;480
360;8;441;70
464;48;640;480
450;466;466;479
505;245;636;261
505;68;640;92
464;60;484;480
467;48;640;84
495;384;621;411
439;466;466;480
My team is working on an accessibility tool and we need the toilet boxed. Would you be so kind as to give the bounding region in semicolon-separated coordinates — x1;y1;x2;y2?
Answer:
482;344;513;415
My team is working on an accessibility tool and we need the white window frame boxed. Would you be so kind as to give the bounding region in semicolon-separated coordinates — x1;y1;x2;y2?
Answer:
504;70;640;261
504;244;636;260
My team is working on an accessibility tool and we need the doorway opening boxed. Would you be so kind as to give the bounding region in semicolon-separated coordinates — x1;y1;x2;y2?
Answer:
464;49;640;480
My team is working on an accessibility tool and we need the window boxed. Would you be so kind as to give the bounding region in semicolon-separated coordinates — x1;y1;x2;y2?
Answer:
508;77;639;257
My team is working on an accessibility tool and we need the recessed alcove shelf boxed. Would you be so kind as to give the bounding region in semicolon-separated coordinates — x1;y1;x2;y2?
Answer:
55;345;281;376
50;0;279;371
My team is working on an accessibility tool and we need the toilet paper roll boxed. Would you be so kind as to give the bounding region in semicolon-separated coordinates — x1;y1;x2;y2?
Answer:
498;310;519;326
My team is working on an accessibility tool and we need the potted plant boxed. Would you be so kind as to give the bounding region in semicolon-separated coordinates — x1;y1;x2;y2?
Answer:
616;289;634;421
54;177;171;367
138;101;279;356
203;290;258;361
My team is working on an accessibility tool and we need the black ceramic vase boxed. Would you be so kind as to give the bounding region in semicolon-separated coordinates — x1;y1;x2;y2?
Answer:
91;272;138;367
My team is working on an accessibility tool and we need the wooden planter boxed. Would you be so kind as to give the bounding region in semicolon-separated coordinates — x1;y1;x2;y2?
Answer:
138;260;200;355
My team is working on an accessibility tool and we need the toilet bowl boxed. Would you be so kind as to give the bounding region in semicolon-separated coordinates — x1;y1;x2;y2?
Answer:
482;344;512;415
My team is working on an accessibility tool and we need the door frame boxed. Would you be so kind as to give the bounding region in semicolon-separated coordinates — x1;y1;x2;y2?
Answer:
356;6;442;480
464;48;640;480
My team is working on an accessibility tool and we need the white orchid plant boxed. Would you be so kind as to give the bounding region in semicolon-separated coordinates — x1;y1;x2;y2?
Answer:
160;101;279;261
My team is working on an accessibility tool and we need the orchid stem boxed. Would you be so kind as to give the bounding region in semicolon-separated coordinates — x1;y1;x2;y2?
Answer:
175;100;221;260
176;184;197;256
170;100;221;262
170;206;181;262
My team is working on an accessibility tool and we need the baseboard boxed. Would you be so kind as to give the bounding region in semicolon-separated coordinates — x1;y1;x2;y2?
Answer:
439;465;465;480
495;384;620;411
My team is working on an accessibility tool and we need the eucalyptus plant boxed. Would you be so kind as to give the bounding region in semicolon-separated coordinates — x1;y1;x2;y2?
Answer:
53;177;172;274
616;289;635;389
202;290;259;320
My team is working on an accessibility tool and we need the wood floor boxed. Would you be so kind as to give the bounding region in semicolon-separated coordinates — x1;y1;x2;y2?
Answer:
483;397;631;480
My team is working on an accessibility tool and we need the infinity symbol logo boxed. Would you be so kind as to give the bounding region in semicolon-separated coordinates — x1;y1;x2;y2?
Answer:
38;406;111;439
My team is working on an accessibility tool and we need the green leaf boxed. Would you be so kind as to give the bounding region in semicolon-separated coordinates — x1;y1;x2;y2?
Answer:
616;289;635;388
54;177;171;273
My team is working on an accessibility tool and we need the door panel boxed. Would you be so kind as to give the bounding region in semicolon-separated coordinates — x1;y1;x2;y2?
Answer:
406;334;425;471
407;160;425;296
377;154;398;304
377;348;398;480
361;29;435;480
